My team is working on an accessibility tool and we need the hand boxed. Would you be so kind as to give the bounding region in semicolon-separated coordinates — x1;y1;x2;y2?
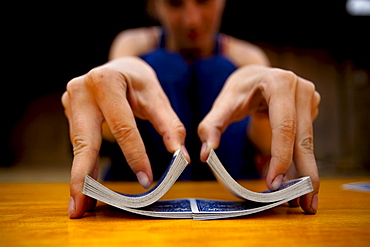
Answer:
198;65;320;214
62;57;187;218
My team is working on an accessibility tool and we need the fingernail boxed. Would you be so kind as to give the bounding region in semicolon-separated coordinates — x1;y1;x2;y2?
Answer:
136;171;151;189
68;197;75;218
271;174;284;190
310;194;318;214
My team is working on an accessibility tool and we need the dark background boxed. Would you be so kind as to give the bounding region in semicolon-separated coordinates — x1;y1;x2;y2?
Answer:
4;0;370;169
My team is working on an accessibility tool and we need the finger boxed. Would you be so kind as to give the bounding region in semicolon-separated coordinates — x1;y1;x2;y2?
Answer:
66;77;103;218
198;123;223;162
144;92;189;162
293;78;320;214
198;106;233;162
120;58;189;161
61;92;70;120
197;66;261;162
85;68;153;188
263;70;298;190
197;76;256;162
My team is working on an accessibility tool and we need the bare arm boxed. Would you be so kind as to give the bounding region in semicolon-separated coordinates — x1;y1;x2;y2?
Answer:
109;27;161;60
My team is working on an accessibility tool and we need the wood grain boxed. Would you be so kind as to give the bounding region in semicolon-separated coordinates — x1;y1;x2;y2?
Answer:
1;178;370;246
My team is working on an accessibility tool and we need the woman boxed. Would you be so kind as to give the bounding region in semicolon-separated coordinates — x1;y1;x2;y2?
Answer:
104;0;270;182
62;0;320;218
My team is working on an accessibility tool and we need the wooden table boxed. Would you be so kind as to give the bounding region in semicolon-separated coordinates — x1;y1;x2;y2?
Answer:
1;177;369;246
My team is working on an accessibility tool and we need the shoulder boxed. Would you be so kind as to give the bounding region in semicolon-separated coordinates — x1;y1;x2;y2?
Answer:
222;35;270;67
109;27;161;60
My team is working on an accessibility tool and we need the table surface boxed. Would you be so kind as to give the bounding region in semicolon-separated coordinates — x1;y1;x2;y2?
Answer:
1;177;370;246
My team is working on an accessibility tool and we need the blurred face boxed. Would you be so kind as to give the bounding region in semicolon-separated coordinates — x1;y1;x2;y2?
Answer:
154;0;226;55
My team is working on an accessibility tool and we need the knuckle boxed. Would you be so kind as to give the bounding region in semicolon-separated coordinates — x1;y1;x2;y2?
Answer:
306;80;316;93
108;122;147;170
197;121;208;137
61;92;71;119
85;67;110;90
197;120;223;149
72;136;92;156
300;79;316;94
162;121;187;148
198;120;221;141
175;124;187;138
198;118;222;135
271;118;296;165
110;121;138;144
298;135;315;154
314;91;321;106
275;117;296;142
269;69;298;88
85;67;126;91
169;121;186;139
66;76;85;95
61;92;69;108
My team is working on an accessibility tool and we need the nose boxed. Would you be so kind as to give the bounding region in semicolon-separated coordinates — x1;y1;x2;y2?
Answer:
182;1;202;28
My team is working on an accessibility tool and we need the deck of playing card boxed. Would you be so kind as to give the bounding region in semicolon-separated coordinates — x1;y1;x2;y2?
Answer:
342;182;370;193
83;149;313;220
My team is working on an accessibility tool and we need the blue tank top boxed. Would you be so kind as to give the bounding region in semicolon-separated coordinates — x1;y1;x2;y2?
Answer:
103;31;259;181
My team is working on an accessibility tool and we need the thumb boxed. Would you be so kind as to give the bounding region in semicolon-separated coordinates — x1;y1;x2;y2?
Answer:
198;119;223;162
147;107;190;162
161;123;190;163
